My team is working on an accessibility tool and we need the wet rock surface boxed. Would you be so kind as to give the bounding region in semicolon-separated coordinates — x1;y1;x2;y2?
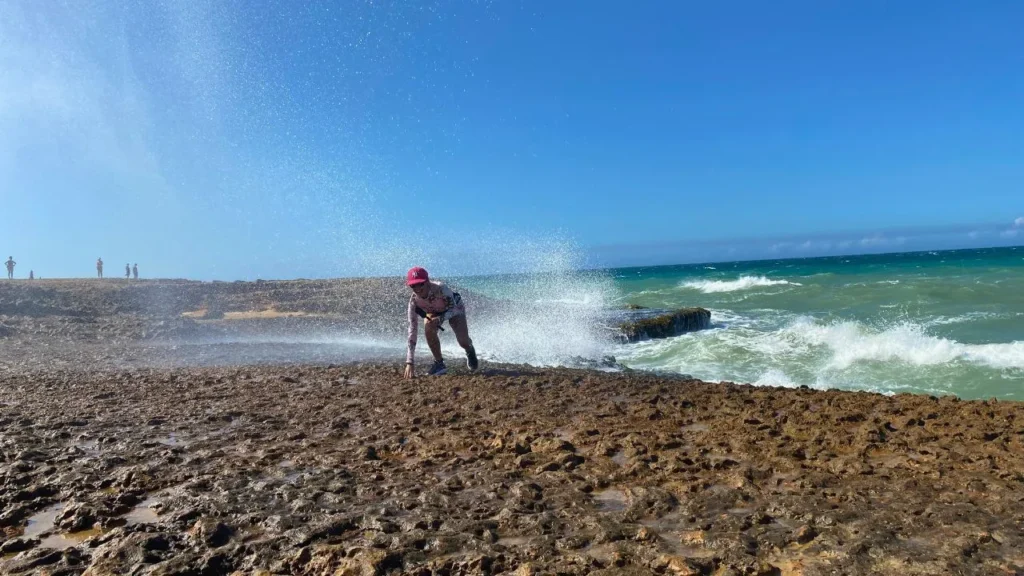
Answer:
618;308;712;343
2;362;1024;575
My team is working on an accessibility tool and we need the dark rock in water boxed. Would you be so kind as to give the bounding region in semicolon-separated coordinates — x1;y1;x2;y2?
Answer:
623;304;648;310
567;355;622;370
56;502;97;532
618;308;711;342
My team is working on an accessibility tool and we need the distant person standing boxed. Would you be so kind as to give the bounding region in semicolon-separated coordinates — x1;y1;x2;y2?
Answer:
132;263;138;279
97;258;104;278
29;270;34;280
125;263;131;279
5;256;15;279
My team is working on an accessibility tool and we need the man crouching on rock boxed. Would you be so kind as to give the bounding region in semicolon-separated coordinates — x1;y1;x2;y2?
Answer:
404;266;479;378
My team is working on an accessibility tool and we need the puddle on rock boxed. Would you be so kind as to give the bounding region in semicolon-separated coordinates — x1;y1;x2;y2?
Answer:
22;503;104;549
23;503;65;538
610;451;627;466
496;536;534;547
40;527;103;549
75;440;100;456
658;533;718;558
158;433;188;447
681;423;709;433
639;513;718;558
125;498;160;525
553;427;572;442
278;459;294;468
593;488;628;513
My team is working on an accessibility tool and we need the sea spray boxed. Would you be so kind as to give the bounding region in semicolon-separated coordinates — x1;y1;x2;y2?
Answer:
441;234;621;366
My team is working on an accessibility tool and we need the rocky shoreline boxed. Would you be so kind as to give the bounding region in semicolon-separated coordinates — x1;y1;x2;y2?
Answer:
1;279;1023;575
2;362;1023;575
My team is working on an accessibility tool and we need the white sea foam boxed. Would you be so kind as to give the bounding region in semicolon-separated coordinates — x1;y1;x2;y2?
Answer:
753;369;798;388
924;312;1010;327
783;319;1024;370
680;275;800;293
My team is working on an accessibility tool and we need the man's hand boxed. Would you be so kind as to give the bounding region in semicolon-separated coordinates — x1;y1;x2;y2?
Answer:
403;364;415;379
425;315;442;329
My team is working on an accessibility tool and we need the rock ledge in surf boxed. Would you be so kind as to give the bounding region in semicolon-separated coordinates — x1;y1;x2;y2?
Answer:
618;308;711;343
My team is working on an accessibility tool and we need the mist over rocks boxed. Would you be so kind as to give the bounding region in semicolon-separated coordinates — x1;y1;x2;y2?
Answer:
0;278;492;345
0;277;418;320
0;276;635;370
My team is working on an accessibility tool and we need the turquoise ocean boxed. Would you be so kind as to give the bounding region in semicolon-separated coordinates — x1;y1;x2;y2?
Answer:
460;246;1024;401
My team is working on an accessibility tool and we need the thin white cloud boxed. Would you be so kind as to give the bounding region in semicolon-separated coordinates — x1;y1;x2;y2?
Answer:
1015;217;1024;227
859;235;906;247
967;231;980;239
795;240;831;251
769;239;835;253
1001;229;1019;238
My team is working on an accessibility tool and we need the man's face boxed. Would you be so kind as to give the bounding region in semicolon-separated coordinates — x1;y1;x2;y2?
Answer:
411;282;429;297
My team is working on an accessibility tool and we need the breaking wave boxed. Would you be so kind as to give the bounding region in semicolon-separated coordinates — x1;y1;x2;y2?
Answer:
680;276;800;293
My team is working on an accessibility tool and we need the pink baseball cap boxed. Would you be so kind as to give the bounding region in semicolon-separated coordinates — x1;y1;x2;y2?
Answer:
406;266;429;286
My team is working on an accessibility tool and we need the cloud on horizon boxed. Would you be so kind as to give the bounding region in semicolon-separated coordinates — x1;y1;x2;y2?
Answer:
859;234;906;248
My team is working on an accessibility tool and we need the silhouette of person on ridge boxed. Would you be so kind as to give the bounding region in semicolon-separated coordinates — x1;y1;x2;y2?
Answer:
29;270;34;280
5;256;15;279
125;263;131;279
133;264;138;279
96;258;104;279
403;266;478;379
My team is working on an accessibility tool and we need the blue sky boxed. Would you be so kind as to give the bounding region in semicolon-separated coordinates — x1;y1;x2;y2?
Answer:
1;1;1021;279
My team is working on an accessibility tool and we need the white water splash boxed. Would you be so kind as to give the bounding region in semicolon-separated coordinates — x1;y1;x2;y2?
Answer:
786;318;1024;371
442;237;621;366
680;275;799;293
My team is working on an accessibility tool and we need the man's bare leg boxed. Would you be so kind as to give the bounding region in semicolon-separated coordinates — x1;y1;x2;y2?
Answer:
424;321;444;363
448;314;478;370
448;314;473;351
